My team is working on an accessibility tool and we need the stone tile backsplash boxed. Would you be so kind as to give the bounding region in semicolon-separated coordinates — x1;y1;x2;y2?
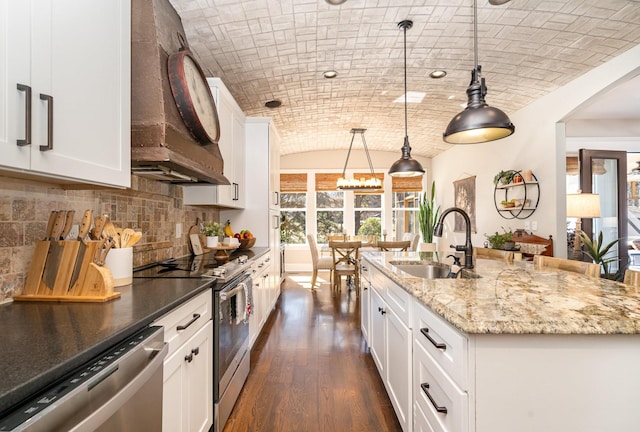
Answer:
0;175;219;301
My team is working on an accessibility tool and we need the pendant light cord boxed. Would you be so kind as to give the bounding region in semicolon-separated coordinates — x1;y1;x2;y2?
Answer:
473;0;478;68
403;23;408;139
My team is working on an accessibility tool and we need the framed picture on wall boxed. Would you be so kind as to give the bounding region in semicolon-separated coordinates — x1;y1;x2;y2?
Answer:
454;176;477;233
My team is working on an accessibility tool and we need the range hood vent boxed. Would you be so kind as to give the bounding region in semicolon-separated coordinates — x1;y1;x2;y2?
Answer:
130;0;229;185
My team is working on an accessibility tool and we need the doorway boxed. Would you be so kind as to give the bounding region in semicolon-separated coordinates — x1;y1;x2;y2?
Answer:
578;149;628;275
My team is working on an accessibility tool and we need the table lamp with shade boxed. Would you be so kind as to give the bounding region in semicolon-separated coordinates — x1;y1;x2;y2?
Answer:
566;191;601;259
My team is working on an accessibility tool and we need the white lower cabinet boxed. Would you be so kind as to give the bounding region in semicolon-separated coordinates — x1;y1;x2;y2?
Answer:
153;290;213;432
368;270;412;432
162;320;213;432
249;253;272;347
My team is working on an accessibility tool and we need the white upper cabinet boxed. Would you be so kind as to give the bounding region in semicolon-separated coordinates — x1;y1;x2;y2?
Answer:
183;78;245;208
0;0;131;187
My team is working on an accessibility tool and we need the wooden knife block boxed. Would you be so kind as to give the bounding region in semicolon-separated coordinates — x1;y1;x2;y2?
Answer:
16;240;120;303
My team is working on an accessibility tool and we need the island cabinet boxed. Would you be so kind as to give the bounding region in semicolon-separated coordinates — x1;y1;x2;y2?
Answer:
367;265;413;432
0;0;131;187
359;260;371;341
152;289;213;432
413;300;469;432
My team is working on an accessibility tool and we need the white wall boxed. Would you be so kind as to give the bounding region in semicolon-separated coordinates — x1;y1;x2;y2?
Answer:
432;44;640;258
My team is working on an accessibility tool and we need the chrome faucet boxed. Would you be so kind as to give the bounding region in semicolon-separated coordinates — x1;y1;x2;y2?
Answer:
434;207;474;269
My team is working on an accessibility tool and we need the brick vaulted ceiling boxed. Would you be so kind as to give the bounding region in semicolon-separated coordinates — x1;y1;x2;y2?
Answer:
169;0;640;158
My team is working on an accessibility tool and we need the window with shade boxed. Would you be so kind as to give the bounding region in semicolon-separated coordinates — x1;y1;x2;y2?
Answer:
391;175;424;240
315;173;344;243
280;174;307;244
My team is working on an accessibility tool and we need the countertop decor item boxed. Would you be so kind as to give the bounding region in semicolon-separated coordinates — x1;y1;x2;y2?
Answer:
336;128;382;190
418;181;440;245
443;0;515;144
388;20;425;178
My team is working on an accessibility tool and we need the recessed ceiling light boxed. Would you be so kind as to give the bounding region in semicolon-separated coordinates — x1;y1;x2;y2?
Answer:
265;100;282;108
323;70;338;79
447;95;456;100
430;70;447;79
325;0;347;4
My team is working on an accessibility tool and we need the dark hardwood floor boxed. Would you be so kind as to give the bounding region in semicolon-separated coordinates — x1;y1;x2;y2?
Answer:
223;274;402;432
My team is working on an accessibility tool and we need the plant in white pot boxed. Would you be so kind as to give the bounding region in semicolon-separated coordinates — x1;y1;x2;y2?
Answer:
203;221;223;248
418;181;440;254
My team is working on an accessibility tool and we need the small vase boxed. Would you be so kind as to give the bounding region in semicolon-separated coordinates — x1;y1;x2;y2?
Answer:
206;236;219;248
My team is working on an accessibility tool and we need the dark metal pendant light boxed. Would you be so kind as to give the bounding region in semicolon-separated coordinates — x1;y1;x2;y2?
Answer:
389;20;425;178
443;0;515;144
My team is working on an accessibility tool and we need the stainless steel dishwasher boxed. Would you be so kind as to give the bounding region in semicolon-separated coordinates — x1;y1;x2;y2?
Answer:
0;326;167;432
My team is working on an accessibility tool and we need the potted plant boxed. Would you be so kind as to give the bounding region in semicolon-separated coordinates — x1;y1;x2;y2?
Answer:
493;170;516;186
580;231;621;280
203;221;223;248
418;181;440;253
485;227;515;250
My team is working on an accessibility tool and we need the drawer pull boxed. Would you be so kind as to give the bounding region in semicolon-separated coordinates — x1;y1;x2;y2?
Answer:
420;327;447;351
16;84;31;146
378;307;386;315
176;313;201;331
39;94;53;151
185;353;193;363
421;383;448;414
192;347;200;356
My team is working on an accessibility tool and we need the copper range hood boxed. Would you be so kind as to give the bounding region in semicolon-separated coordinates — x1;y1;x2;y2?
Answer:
130;0;229;184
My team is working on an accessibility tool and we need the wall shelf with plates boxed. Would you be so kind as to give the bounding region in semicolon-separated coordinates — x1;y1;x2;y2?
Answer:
493;170;540;219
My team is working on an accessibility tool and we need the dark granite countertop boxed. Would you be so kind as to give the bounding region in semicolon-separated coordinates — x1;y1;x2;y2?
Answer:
0;274;211;416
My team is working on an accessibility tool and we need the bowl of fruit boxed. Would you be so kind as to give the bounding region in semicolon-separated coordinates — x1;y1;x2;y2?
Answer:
235;230;255;249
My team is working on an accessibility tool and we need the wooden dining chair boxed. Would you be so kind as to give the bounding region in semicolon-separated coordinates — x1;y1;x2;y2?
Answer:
307;234;333;289
474;247;514;263
329;240;361;294
623;268;640;287
377;240;411;251
327;234;346;242
533;255;601;278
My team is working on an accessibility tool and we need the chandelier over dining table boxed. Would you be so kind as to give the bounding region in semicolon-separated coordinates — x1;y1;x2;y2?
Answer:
336;128;382;190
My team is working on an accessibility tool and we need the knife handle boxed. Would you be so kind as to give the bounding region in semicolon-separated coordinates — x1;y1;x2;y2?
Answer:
44;211;58;240
50;211;67;241
93;215;107;240
78;210;93;240
60;210;75;240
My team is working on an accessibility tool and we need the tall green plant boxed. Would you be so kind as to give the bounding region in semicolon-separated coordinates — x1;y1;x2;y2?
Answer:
418;181;440;243
580;231;620;279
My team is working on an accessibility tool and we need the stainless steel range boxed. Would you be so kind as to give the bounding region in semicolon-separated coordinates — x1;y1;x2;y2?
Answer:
134;251;258;432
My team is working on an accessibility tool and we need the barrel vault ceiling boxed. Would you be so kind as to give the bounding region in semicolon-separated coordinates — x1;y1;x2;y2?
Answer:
169;0;640;158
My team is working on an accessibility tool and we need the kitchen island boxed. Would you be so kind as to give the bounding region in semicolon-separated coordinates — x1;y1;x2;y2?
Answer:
361;251;640;432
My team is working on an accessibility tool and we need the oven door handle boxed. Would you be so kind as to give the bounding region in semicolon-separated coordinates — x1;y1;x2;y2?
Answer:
219;282;246;301
68;342;168;431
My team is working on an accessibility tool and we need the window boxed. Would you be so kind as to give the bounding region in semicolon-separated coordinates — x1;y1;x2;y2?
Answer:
280;174;307;244
391;176;424;240
315;173;343;243
355;193;382;238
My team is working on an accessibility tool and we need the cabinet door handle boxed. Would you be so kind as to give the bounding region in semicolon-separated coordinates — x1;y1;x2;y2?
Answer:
420;327;447;351
185;353;193;363
378;307;386;315
16;84;31;146
176;313;201;331
191;347;200;356
233;182;239;200
39;94;53;151
274;191;279;206
421;383;448;414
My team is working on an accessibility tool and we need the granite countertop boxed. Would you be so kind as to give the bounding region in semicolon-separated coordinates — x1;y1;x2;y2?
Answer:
0;247;270;417
363;251;640;335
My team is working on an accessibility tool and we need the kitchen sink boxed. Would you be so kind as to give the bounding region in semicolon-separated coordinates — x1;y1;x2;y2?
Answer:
390;261;451;279
389;261;481;279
